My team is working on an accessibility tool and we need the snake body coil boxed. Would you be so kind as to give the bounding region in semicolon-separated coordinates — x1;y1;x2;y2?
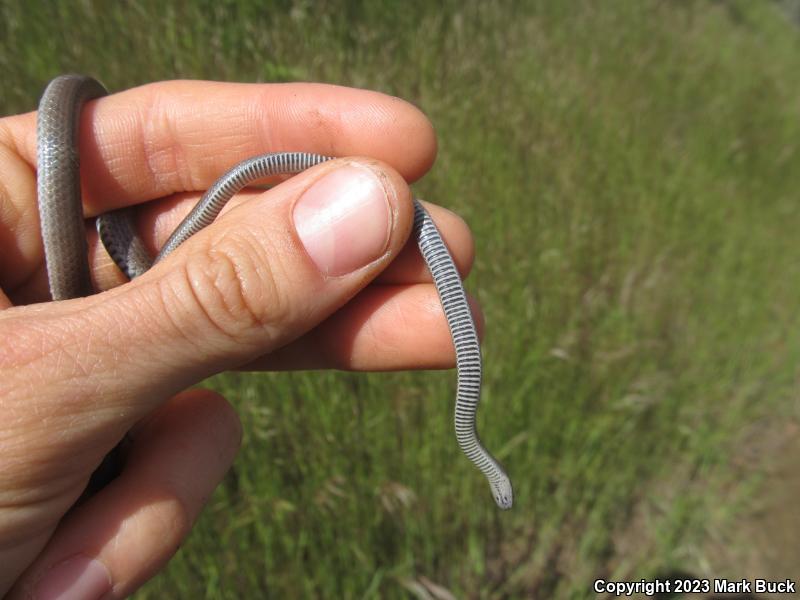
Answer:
36;74;513;510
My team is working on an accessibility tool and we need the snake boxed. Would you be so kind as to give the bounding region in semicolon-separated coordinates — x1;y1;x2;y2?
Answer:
35;74;513;510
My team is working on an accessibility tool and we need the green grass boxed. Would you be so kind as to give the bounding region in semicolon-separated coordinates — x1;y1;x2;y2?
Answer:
3;0;800;597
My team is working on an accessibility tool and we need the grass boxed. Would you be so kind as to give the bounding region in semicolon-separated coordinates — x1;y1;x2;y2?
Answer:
3;0;800;597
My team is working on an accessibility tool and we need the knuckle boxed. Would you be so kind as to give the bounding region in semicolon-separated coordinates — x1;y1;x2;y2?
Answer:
165;228;292;346
137;86;191;192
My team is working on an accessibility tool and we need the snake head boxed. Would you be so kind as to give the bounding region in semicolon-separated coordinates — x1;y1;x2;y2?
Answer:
491;475;513;510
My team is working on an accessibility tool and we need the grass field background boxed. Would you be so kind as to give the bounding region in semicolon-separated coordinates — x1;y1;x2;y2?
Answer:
2;1;800;597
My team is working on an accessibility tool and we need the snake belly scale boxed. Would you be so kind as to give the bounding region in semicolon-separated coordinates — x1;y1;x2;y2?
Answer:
35;74;513;510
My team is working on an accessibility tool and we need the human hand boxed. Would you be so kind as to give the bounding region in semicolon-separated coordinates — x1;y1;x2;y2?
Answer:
0;81;478;598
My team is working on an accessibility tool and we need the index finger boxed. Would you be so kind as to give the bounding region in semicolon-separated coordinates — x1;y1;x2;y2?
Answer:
0;80;438;215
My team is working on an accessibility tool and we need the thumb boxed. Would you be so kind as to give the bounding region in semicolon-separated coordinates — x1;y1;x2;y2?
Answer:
1;158;412;456
134;156;412;379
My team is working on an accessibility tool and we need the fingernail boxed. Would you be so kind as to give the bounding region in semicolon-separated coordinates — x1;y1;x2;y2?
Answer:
294;164;392;276
32;555;111;600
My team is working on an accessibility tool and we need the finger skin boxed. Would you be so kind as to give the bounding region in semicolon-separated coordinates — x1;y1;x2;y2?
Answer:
0;142;38;298
251;286;485;371
0;80;437;296
374;200;474;284
1;80;437;210
7;389;242;600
